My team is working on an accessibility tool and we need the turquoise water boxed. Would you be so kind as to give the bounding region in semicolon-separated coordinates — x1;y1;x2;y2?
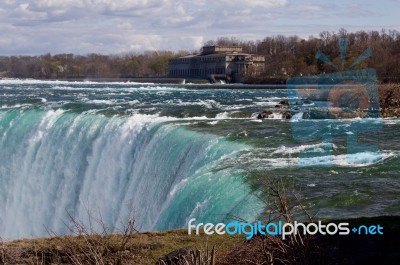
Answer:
0;79;399;239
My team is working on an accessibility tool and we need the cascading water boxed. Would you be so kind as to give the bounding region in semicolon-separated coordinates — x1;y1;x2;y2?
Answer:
0;108;260;239
1;80;399;240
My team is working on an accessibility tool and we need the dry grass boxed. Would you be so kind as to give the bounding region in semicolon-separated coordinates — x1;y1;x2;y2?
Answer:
1;174;393;265
216;176;331;265
0;177;320;265
0;229;243;265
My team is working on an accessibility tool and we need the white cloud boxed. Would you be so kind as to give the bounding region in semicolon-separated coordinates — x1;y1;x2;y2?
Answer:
218;0;286;8
1;0;286;23
14;3;48;20
117;21;134;30
0;0;398;55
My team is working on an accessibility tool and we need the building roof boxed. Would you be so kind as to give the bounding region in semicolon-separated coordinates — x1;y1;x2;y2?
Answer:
179;55;197;58
201;45;243;55
172;52;263;59
169;46;265;62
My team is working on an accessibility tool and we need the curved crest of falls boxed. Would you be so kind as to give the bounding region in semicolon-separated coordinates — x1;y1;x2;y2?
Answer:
1;80;399;239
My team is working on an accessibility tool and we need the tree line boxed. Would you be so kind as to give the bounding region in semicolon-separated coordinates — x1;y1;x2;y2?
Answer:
1;29;400;83
0;51;183;79
212;28;400;83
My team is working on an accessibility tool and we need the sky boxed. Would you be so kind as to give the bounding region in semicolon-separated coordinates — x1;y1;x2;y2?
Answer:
0;0;399;55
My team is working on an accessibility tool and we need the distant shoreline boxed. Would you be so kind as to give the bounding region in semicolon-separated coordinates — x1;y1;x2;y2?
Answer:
2;77;187;84
3;77;400;89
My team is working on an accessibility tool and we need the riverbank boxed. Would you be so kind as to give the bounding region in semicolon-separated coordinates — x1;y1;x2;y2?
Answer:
1;216;399;264
1;229;242;264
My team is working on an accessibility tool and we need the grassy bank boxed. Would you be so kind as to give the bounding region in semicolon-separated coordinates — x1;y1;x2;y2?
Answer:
1;230;243;264
1;216;399;265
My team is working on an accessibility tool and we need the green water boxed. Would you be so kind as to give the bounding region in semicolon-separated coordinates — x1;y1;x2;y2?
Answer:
0;79;399;239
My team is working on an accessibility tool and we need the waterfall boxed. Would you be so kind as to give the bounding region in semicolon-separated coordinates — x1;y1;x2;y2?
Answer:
0;109;259;239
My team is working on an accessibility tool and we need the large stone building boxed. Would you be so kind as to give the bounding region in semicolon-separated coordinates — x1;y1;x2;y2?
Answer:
168;46;265;83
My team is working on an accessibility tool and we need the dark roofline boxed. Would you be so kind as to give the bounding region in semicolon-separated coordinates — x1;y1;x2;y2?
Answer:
202;45;242;49
172;52;265;58
200;52;256;57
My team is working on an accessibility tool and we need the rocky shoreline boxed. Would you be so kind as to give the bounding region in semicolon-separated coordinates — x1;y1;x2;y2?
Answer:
256;83;400;120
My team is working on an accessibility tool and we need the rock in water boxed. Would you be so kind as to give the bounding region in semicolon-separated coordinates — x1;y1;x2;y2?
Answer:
304;98;313;104
279;100;289;106
257;110;273;119
282;111;292;119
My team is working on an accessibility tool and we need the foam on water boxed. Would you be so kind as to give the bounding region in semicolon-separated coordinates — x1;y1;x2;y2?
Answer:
0;78;154;86
268;112;285;119
0;109;259;239
1;80;399;238
273;142;336;155
291;112;304;122
236;146;395;169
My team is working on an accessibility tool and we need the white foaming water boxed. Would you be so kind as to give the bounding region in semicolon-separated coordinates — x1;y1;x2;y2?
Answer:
273;142;336;155
85;99;118;105
197;99;222;109
215;112;230;119
335;151;396;166
291;112;304;122
237;146;394;169
0;78;154;86
208;121;219;125
254;101;280;107
0;109;258;239
1;103;33;109
267;112;284;119
383;118;400;125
